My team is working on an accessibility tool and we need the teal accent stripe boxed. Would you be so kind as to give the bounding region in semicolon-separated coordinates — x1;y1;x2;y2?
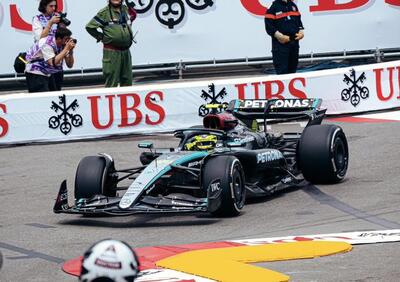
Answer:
144;151;208;190
312;98;320;108
234;99;241;112
173;151;208;166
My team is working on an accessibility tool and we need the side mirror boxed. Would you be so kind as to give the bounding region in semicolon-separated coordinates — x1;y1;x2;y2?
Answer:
138;142;154;149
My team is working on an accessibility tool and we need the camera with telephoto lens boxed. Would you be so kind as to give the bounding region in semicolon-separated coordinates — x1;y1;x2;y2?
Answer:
58;12;71;26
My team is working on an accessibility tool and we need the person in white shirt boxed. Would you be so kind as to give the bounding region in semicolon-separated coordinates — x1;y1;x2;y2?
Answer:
33;0;69;91
33;0;61;43
25;27;75;93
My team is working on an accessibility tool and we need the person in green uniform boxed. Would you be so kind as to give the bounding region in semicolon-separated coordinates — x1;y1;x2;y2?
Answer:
86;0;137;88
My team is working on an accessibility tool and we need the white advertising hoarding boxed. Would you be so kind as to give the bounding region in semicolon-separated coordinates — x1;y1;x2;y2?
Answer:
0;0;399;75
0;60;399;145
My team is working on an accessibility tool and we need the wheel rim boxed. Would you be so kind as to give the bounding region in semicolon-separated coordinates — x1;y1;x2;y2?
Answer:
333;137;348;177
232;166;245;209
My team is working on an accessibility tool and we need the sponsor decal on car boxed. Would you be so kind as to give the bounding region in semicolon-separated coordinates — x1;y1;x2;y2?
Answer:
238;99;318;111
188;160;202;168
257;150;284;164
59;195;68;206
242;99;269;109
281;176;292;184
233;136;255;143
120;197;133;207
269;99;315;109
208;179;222;199
210;181;221;193
171;200;195;207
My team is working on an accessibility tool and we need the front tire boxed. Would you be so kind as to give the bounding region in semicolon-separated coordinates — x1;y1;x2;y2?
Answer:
74;156;116;200
202;156;246;216
298;125;349;184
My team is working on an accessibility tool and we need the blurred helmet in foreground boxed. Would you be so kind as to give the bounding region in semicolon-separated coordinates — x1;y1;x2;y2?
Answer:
79;239;139;282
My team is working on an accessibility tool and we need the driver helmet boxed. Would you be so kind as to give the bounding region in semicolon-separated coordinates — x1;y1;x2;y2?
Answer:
79;239;140;282
185;134;218;151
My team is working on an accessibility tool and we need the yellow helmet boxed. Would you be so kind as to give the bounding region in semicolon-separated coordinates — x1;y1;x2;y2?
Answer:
185;134;218;151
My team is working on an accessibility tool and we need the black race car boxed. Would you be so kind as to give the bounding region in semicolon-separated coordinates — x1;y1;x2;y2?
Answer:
54;98;349;217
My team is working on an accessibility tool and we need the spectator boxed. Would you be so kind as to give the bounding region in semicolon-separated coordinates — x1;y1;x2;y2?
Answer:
25;27;75;93
86;0;137;88
33;0;60;42
79;239;140;282
265;0;304;74
33;0;66;91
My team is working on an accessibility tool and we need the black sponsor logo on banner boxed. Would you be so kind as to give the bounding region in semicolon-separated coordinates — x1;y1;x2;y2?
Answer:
198;83;228;117
48;94;83;135
341;69;369;107
128;0;214;29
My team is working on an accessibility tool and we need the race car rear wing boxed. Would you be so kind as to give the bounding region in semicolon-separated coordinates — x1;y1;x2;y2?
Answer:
227;98;326;127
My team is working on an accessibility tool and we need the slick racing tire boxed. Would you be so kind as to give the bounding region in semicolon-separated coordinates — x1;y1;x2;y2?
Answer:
74;156;116;200
298;125;349;184
203;156;246;217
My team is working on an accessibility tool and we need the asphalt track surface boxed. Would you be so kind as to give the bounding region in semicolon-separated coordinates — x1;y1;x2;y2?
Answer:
1;120;400;281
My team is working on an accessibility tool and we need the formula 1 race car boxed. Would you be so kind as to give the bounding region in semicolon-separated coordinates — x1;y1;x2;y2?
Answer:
54;98;349;217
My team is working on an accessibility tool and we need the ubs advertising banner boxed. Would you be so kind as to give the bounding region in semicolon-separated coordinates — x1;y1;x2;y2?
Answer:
0;0;399;75
0;61;399;145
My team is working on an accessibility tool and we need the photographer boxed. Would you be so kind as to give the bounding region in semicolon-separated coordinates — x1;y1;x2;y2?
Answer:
86;0;137;88
33;0;60;42
25;27;75;93
33;0;72;91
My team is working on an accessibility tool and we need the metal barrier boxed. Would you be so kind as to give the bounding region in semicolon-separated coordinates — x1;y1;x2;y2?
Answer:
1;47;399;88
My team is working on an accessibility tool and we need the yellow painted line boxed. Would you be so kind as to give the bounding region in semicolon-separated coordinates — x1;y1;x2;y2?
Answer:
156;241;352;282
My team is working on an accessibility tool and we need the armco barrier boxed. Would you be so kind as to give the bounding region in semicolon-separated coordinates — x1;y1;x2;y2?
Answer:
0;60;399;145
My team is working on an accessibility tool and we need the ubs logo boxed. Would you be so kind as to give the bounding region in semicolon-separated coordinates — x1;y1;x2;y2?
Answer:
48;95;83;135
341;69;369;107
128;0;214;29
198;83;228;117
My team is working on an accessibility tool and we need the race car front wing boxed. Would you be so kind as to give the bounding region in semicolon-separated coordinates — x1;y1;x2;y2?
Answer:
53;180;208;216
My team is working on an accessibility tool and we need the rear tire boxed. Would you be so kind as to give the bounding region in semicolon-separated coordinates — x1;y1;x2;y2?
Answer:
74;156;116;200
202;156;246;217
298;125;349;184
